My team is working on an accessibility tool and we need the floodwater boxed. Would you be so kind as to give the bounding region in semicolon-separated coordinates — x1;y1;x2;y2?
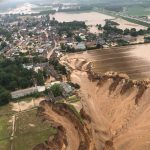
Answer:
52;12;113;26
52;12;113;34
76;44;150;80
0;3;38;14
52;12;146;33
114;18;147;30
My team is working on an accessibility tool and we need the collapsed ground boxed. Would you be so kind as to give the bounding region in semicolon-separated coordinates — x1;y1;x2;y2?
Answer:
34;56;150;150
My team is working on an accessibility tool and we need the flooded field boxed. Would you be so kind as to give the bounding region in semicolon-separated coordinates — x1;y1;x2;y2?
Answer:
52;12;113;34
52;12;146;33
52;12;113;25
68;43;150;80
114;18;147;30
91;44;150;79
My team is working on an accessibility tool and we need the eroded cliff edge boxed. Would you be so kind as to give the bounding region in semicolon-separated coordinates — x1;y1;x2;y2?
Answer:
34;56;150;150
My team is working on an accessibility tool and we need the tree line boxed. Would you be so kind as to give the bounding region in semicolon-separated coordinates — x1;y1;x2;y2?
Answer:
0;58;45;106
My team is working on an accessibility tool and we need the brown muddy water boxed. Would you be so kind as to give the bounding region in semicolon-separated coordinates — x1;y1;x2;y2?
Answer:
72;44;150;80
51;12;146;32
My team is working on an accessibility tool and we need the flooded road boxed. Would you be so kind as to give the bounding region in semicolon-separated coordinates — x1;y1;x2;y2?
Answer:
69;44;150;80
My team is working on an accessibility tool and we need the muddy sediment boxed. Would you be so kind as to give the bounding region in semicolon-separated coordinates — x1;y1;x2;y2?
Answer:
34;57;150;150
33;101;99;150
62;57;150;150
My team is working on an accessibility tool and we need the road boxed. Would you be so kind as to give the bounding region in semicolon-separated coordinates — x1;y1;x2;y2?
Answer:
47;40;57;59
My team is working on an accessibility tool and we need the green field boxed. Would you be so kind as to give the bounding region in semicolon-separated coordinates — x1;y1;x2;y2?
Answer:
0;139;11;150
0;115;12;140
13;110;57;150
13;129;56;150
67;95;80;103
127;6;150;16
0;101;57;150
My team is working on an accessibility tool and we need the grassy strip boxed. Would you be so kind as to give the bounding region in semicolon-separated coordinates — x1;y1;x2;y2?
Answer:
55;100;83;124
97;9;150;27
121;16;150;27
67;104;83;124
0;115;12;140
67;95;80;103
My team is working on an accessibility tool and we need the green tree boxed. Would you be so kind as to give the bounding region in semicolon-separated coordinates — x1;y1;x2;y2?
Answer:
0;86;11;106
36;70;44;85
130;28;138;37
50;84;62;97
124;28;130;35
138;29;145;35
97;24;102;30
60;43;66;50
75;36;82;42
0;41;7;50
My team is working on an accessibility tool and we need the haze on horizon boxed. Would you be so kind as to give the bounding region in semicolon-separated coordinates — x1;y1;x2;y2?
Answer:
0;0;146;4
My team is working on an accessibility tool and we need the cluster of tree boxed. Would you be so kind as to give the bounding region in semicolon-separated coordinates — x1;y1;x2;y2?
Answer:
105;20;119;26
15;56;48;64
0;86;11;106
103;23;123;35
117;39;129;46
49;59;67;75
102;20;123;35
0;41;7;51
144;36;150;43
58;21;86;30
0;58;46;105
96;24;102;30
123;28;150;37
38;10;56;15
57;21;87;37
26;20;39;28
103;20;150;37
104;6;123;12
75;36;82;42
50;83;62;97
60;43;76;53
0;27;12;41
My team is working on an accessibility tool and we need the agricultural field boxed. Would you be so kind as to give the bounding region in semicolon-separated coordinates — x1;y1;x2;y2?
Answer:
126;6;150;16
0;97;57;150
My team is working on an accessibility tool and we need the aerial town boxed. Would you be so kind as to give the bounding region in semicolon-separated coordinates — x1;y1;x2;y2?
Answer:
1;11;150;102
1;0;150;150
